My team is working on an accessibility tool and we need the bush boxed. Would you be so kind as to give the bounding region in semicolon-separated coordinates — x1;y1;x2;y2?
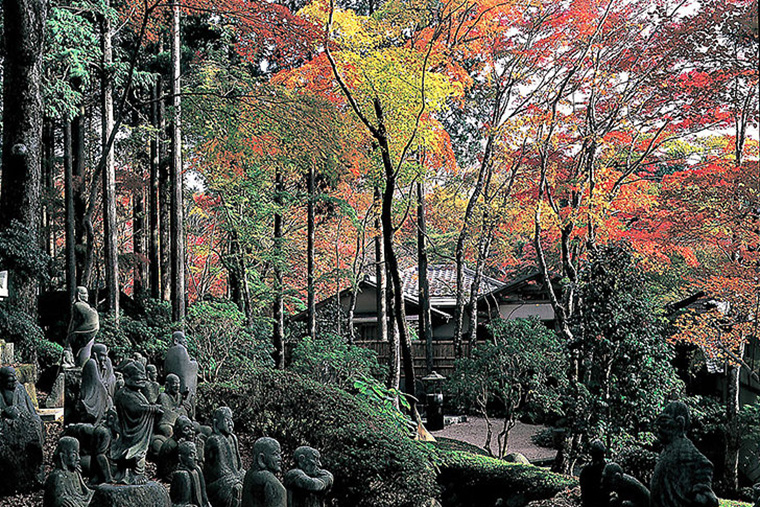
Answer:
290;332;385;390
430;446;575;507
197;368;438;507
185;300;273;384
98;298;176;363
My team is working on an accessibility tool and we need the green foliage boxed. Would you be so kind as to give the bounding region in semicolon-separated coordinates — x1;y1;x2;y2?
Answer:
197;369;439;507
353;373;414;435
290;332;385;389
447;318;567;458
185;300;273;384
97;299;176;363
570;246;683;450
430;446;575;507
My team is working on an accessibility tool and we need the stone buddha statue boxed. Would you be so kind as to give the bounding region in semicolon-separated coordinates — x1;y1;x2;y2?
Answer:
283;446;333;507
204;407;244;507
43;436;94;507
170;441;212;507
242;437;286;507
79;343;116;423
602;462;649;507
66;286;100;367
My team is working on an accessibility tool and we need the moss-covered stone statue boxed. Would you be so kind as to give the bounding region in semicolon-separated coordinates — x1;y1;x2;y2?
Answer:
205;406;245;507
43;436;94;507
242;437;286;507
650;401;718;507
602;462;649;507
0;365;45;494
284;446;333;507
171;441;212;507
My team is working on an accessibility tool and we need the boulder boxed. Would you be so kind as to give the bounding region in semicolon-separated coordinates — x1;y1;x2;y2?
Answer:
89;481;171;507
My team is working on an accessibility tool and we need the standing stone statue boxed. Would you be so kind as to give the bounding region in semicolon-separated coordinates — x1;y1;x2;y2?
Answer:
580;439;608;507
144;364;161;404
205;407;244;507
44;436;94;507
602;462;649;507
110;361;163;484
0;365;45;494
66;286;100;367
165;331;199;417
171;441;212;507
242;437;286;507
79;343;116;423
650;401;718;507
158;415;199;481
283;446;333;507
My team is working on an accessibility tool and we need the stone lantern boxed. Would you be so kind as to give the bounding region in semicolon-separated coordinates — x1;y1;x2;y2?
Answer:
421;371;446;431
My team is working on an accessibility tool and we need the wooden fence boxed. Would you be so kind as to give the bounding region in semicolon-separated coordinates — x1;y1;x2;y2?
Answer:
353;340;472;379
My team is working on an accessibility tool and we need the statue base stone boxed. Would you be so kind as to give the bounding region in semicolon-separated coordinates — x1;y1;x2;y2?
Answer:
90;482;170;507
63;367;82;424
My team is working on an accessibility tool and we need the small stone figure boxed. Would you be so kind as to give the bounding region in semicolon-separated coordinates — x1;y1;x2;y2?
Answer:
79;343;116;423
0;365;45;494
64;408;119;485
66;286;100;367
44;436;94;507
602;462;650;507
158;374;190;435
650;401;718;507
171;441;212;507
283;446;333;507
242;437;286;507
158;415;199;481
580;439;608;507
165;331;199;417
110;361;163;484
205;407;244;507
144;364;161;404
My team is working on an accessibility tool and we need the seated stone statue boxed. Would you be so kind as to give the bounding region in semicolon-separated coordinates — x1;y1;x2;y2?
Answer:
602;462;650;507
158;415;199;481
43;436;94;507
171;441;212;507
152;374;190;455
143;364;161;404
66;286;99;367
0;365;45;494
283;446;333;507
165;331;199;418
650;401;718;507
205;407;244;507
110;361;163;484
580;439;608;507
242;437;285;507
64;408;119;485
79;343;116;424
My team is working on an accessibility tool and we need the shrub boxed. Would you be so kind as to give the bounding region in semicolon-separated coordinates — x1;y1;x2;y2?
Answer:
430;446;575;507
197;368;438;507
98;298;175;363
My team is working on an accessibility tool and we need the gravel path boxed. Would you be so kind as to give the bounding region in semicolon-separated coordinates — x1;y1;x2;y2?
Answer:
431;417;557;462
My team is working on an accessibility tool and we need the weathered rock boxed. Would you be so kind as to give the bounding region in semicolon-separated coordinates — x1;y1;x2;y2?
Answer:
45;371;66;408
90;481;171;507
504;452;531;465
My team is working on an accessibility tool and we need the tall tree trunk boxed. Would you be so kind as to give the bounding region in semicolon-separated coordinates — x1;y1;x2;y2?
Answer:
133;163;146;299
466;209;495;342
0;0;47;328
149;79;161;298
170;2;185;322
387;275;401;395
724;343;743;494
272;168;285;369
63;121;76;302
41;118;55;259
417;180;434;373
101;2;119;319
374;186;388;344
307;162;316;340
71;105;90;286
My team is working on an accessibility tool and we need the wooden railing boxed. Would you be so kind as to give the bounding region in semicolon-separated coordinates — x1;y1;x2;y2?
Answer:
353;340;472;379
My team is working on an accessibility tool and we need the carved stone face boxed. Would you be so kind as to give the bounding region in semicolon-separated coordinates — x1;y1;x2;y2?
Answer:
263;443;282;473
179;445;197;469
96;350;108;370
166;375;180;396
59;443;81;471
0;369;17;391
655;408;684;445
147;365;158;382
216;412;234;436
298;449;321;477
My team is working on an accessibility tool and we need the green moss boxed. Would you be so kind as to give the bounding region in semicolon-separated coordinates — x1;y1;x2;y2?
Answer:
719;501;752;507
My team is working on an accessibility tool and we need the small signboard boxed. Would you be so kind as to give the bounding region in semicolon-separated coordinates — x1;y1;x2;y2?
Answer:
0;271;8;299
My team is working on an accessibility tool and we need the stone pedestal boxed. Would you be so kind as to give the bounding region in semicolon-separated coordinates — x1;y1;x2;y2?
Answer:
90;482;171;507
45;371;66;408
64;367;83;424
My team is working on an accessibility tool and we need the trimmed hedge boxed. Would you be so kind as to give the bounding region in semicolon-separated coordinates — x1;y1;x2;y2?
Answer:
430;446;576;507
197;369;438;507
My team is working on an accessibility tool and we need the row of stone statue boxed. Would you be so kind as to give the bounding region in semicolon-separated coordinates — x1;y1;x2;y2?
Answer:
579;401;753;507
45;429;332;507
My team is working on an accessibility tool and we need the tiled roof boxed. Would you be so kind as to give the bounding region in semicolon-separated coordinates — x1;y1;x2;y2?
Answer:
400;264;506;298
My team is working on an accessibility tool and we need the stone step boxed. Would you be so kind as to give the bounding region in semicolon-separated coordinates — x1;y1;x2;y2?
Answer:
38;407;64;423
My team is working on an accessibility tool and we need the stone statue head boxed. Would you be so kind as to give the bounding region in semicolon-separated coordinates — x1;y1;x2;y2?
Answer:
172;331;187;347
0;366;17;391
589;439;606;464
115;372;125;390
55;436;82;472
213;406;234;436
174;415;195;442
104;407;118;430
75;286;89;303
122;361;148;390
93;343;109;367
165;373;181;395
656;401;689;445
178;441;198;470
253;437;282;473
601;462;624;490
146;364;158;382
294;446;322;477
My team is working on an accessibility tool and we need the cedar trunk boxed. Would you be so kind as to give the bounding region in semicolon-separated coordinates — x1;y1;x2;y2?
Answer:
417;180;434;373
272;169;285;369
170;2;186;322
